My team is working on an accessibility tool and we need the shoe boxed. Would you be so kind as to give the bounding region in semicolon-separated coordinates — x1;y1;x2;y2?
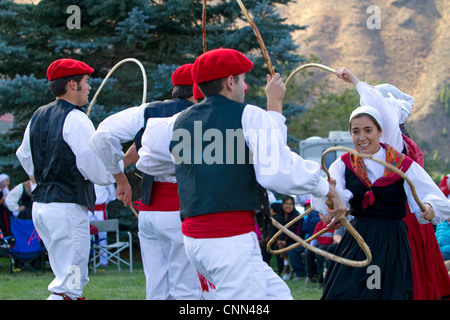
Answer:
282;272;292;280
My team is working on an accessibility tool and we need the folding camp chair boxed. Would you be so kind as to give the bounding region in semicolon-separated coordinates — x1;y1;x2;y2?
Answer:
8;217;46;275
90;219;132;273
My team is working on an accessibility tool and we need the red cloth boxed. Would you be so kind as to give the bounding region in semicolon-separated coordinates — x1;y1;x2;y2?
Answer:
404;205;450;300
94;203;107;220
138;182;180;212
193;82;204;100
402;138;450;299
402;133;424;167
46;58;94;81
182;211;255;239
312;221;334;246
94;203;106;211
171;64;194;86
439;175;449;198
192;48;253;84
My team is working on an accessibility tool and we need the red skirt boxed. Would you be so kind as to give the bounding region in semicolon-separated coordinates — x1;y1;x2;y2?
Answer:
404;205;450;300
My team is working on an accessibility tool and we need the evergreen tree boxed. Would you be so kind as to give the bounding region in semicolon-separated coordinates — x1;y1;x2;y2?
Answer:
0;0;307;224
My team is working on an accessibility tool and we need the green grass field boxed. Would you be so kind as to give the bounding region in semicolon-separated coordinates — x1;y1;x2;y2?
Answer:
0;252;323;300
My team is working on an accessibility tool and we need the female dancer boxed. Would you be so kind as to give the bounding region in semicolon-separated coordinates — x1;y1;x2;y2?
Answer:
334;67;450;299
312;105;450;299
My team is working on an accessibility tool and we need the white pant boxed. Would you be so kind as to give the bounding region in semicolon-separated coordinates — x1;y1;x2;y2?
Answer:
32;202;90;299
138;210;202;300
184;232;293;300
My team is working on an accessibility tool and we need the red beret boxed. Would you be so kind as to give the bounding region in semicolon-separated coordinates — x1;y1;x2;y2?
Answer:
47;58;94;81
171;64;194;86
192;48;253;84
193;82;204;100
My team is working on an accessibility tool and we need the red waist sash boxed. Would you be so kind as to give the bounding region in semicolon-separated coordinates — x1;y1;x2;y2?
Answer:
138;181;180;212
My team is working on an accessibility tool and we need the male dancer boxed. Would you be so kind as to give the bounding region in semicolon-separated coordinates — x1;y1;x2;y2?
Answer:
89;64;202;300
136;48;347;299
16;58;115;300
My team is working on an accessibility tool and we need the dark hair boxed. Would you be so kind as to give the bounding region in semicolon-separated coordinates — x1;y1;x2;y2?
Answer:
281;195;295;205
197;74;241;97
270;202;283;215
349;113;382;132
49;74;85;97
172;85;193;99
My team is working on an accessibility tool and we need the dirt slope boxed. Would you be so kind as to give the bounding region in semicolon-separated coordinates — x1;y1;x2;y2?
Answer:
278;0;449;164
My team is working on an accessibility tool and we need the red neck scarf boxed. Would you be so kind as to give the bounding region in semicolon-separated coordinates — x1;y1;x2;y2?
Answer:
341;143;413;208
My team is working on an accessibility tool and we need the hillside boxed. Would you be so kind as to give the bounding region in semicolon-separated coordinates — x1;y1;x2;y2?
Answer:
277;0;449;168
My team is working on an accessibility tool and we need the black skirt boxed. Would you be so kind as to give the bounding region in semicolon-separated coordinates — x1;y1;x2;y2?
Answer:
321;217;412;300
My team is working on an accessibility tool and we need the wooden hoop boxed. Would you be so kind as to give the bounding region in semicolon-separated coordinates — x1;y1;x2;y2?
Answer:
267;146;373;268
285;63;335;89
236;0;275;77
87;58;147;117
202;0;207;53
268;214;372;267
86;58;146;219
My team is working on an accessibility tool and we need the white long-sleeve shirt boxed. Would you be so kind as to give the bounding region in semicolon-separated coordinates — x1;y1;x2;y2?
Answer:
94;184;116;205
16;101;115;186
5;181;36;217
89;103;176;183
89;105;145;175
136;102;330;199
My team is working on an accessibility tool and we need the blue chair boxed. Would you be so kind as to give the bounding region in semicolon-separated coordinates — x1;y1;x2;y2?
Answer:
8;218;46;275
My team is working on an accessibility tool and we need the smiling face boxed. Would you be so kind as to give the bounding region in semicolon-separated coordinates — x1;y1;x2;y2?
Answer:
282;197;295;214
350;114;382;155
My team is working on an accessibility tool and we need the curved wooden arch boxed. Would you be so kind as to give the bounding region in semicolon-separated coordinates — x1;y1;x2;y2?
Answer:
87;58;147;117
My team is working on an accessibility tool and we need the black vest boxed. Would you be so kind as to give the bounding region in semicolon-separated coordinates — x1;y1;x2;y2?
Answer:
29;99;95;210
345;167;407;220
134;98;194;205
18;181;33;220
169;94;262;219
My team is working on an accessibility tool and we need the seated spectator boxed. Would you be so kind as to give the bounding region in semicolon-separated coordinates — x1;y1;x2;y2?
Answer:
5;176;37;220
305;211;334;284
300;199;320;239
436;218;450;261
286;198;320;281
273;196;304;280
0;173;12;236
